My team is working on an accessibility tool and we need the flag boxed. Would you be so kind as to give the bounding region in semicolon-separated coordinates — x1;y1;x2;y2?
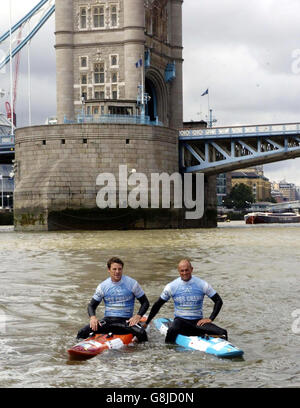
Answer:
201;89;208;96
135;58;143;68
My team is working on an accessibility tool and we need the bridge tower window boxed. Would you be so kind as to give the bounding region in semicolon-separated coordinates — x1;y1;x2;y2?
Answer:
81;87;87;100
112;86;118;99
80;8;87;29
81;74;87;85
94;63;105;84
93;6;105;28
152;7;159;37
94;87;105;99
80;57;88;68
111;73;118;83
109;106;133;115
111;6;117;27
111;55;118;67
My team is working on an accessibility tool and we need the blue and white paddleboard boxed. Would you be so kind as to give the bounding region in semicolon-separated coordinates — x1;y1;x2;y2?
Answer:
154;318;244;358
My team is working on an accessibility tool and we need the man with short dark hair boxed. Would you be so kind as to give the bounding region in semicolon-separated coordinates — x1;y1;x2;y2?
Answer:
77;257;149;342
145;259;227;343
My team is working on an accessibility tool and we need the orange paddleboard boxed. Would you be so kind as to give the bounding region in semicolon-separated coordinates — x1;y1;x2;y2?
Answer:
68;332;136;360
68;317;147;361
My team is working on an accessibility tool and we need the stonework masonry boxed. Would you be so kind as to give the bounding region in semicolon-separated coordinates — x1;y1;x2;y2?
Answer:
14;124;216;230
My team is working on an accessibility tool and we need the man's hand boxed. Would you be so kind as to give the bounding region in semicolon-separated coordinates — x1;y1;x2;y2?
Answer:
89;316;99;331
197;318;212;326
127;314;141;326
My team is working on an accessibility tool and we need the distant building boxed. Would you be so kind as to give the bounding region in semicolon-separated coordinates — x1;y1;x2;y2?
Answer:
271;187;285;203
253;165;264;177
231;167;271;202
277;179;297;201
217;173;232;206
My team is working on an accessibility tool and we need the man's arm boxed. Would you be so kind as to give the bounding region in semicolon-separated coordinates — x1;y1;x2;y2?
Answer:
209;293;223;321
145;297;167;325
128;294;150;326
88;298;101;331
197;292;223;326
88;298;100;317
137;294;150;317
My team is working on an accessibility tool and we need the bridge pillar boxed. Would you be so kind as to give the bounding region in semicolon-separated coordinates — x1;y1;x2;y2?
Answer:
123;0;145;101
55;0;74;124
13;123;217;231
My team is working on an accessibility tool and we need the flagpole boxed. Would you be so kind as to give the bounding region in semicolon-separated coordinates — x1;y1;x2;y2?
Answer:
207;88;211;127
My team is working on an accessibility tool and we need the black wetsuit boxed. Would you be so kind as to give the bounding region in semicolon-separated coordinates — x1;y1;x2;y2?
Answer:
77;294;149;342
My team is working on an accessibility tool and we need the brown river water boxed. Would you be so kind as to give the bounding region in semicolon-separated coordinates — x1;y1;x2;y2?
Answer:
0;221;299;388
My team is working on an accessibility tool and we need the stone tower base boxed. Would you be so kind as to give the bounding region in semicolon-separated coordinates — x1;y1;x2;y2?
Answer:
14;123;216;231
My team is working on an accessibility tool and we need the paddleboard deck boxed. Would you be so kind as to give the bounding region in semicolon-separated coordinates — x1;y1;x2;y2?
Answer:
68;317;148;361
68;332;136;361
154;318;244;358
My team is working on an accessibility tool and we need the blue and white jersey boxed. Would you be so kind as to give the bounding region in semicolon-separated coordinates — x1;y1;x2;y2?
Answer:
92;275;145;318
160;276;216;320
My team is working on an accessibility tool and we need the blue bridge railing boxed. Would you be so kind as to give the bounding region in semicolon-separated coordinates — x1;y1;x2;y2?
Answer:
179;123;300;139
64;114;163;127
0;134;15;155
0;135;14;145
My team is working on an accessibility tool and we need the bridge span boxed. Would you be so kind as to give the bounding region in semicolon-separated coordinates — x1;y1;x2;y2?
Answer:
3;122;300;172
179;122;300;175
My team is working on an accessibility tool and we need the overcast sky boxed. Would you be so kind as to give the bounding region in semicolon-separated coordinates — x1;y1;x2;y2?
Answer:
1;0;300;185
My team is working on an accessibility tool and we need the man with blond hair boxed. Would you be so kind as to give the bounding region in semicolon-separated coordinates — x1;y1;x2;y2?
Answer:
145;259;227;343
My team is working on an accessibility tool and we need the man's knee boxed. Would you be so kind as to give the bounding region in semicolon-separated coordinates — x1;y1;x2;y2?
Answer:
77;324;93;340
136;330;148;342
165;318;187;343
205;324;228;340
165;324;180;344
222;328;228;340
131;324;148;342
165;329;178;343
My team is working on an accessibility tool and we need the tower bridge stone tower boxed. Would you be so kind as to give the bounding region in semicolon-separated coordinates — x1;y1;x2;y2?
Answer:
13;0;217;231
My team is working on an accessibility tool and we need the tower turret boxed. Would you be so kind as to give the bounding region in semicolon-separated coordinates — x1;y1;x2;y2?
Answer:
55;0;183;128
55;0;74;123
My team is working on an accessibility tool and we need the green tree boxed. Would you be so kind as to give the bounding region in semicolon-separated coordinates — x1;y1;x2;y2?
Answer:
224;183;255;210
266;196;277;203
